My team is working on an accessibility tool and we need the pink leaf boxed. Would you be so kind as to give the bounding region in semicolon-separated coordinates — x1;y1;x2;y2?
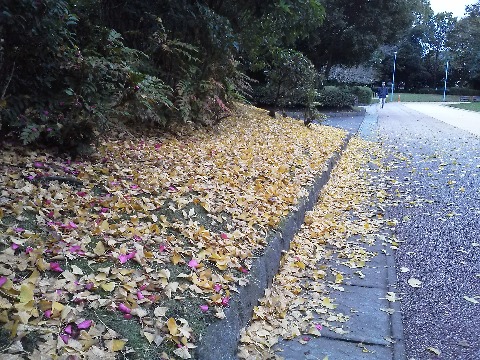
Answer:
69;245;82;253
188;259;199;269
214;283;222;293
11;243;19;250
123;313;132;320
44;309;52;318
68;221;78;229
64;324;73;335
25;246;33;254
200;305;209;312
137;291;144;300
50;262;64;272
76;191;87;197
77;320;93;329
13;227;25;233
221;296;230;307
0;277;7;287
220;233;228;240
159;244;167;252
60;334;69;344
85;282;94;290
118;303;131;314
118;254;129;264
315;324;323;331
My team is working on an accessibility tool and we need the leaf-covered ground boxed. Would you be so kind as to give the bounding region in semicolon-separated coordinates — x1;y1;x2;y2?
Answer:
238;137;393;359
0;105;346;359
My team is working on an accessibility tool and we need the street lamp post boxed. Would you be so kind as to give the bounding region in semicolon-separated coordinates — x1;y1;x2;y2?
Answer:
443;61;449;102
391;51;397;102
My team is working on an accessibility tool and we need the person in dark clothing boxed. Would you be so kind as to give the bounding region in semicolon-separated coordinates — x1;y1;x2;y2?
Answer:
377;82;389;108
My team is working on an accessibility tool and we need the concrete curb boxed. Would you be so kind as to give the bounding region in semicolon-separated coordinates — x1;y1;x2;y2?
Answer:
195;133;354;360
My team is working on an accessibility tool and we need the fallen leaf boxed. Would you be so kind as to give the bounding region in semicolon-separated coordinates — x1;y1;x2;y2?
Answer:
106;339;127;352
167;318;178;336
19;283;34;304
173;346;192;359
426;347;441;356
93;241;106;256
154;307;168;317
101;282;116;292
408;278;422;288
463;296;479;304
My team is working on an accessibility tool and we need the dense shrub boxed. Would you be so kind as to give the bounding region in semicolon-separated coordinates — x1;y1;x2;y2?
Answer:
0;1;174;151
349;86;373;105
317;86;357;108
0;1;246;150
256;50;319;111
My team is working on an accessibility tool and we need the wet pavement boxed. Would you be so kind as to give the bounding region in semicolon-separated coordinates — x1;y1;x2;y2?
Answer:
377;103;480;360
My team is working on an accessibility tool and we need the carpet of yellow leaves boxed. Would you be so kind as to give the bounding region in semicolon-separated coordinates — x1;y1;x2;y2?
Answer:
238;137;388;359
0;105;346;359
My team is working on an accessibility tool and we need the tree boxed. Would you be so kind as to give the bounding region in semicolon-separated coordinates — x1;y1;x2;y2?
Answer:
299;0;418;78
422;12;457;87
449;1;480;88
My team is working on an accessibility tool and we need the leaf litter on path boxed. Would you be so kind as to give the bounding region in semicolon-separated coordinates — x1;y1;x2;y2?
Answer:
0;104;346;359
238;137;398;359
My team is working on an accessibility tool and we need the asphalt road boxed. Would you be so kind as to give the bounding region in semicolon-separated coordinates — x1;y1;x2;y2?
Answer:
377;103;480;360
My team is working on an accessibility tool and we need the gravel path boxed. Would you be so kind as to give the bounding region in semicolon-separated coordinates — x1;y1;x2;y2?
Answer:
377;103;480;360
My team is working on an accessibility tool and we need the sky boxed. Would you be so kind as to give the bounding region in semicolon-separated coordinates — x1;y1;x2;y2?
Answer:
429;0;477;18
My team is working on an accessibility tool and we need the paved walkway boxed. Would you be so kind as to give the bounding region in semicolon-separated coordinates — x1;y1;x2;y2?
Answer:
399;102;480;136
271;106;405;360
376;103;480;360
275;102;480;359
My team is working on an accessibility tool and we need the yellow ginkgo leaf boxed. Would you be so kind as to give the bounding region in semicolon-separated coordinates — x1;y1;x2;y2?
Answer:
294;261;306;270
171;252;182;265
106;339;127;352
167;317;178;336
335;273;344;284
99;220;110;231
52;301;64;312
93;241;106;256
322;297;337;310
19;283;34;304
143;331;155;344
101;282;116;292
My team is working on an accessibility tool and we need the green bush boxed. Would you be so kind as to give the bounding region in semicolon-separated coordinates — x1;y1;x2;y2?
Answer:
349;86;372;105
257;49;319;110
317;86;356;108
